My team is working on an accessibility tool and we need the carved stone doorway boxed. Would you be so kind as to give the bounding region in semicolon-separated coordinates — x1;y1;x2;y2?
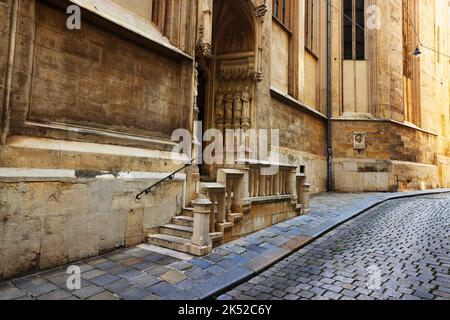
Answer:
197;0;263;180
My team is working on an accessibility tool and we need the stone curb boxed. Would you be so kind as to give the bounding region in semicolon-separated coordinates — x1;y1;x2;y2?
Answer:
199;188;450;300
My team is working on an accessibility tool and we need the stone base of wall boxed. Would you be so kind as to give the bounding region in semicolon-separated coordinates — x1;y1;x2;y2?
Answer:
0;168;185;281
437;156;450;188
217;197;298;245
334;158;440;192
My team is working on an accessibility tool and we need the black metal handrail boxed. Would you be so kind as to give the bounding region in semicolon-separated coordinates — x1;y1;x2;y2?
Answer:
136;159;195;200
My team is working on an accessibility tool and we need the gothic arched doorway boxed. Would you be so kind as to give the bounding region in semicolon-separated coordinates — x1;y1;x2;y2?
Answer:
197;0;259;179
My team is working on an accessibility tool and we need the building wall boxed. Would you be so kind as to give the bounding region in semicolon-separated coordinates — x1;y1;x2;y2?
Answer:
267;0;328;193
271;21;289;94
0;0;196;280
330;0;450;192
0;169;185;279
30;3;187;139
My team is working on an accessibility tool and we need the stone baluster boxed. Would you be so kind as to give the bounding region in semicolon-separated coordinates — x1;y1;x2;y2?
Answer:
231;178;243;213
259;173;266;196
226;180;232;214
217;189;227;224
273;172;279;195
209;194;216;233
249;169;254;197
254;169;259;197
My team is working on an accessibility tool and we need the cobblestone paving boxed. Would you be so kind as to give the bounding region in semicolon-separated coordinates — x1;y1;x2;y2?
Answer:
219;194;450;300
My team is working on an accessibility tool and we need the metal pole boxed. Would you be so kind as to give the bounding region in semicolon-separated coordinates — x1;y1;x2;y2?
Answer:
326;0;333;192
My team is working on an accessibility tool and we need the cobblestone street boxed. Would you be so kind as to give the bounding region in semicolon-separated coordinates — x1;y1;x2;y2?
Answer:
219;194;450;300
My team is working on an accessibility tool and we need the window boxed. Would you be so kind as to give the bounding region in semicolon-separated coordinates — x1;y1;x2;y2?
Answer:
273;0;290;27
343;0;365;60
305;0;318;53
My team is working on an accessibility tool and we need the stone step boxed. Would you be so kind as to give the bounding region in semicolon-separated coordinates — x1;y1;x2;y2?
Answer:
210;232;224;241
147;234;191;253
182;207;194;217
227;212;244;223
172;216;194;227
160;224;193;239
215;221;234;233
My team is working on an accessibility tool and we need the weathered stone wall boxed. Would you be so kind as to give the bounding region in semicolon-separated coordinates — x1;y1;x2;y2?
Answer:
255;2;328;193
263;98;327;193
329;0;450;192
270;99;326;157
219;199;297;244
334;159;440;192
29;3;186;139
0;171;184;280
332;120;438;164
0;134;190;280
332;120;442;191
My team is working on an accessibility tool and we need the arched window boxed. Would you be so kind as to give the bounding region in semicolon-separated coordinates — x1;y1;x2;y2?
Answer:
305;0;318;53
343;0;365;60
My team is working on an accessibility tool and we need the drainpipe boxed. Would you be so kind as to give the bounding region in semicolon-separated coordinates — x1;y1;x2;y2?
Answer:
326;0;333;192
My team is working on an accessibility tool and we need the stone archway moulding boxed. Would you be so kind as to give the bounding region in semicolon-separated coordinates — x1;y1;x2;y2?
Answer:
197;0;267;82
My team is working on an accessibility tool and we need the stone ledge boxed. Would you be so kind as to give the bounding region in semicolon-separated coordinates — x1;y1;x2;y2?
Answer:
0;167;187;182
6;135;183;161
247;195;293;204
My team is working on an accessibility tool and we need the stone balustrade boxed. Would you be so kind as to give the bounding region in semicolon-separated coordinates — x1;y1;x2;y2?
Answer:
190;163;310;255
248;163;297;199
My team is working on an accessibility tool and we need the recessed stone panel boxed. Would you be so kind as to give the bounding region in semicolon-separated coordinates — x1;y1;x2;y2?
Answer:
28;3;186;139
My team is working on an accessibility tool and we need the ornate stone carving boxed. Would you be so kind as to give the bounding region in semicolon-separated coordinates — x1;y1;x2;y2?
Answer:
242;86;252;125
225;88;234;124
222;28;251;53
193;62;199;114
255;4;268;19
199;42;213;59
234;87;243;124
215;89;225;124
217;55;256;81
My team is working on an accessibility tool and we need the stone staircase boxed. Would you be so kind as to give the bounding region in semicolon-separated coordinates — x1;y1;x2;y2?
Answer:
147;204;244;255
145;165;310;256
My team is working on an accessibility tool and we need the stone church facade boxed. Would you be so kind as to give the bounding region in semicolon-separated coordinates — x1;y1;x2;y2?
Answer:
0;0;449;279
